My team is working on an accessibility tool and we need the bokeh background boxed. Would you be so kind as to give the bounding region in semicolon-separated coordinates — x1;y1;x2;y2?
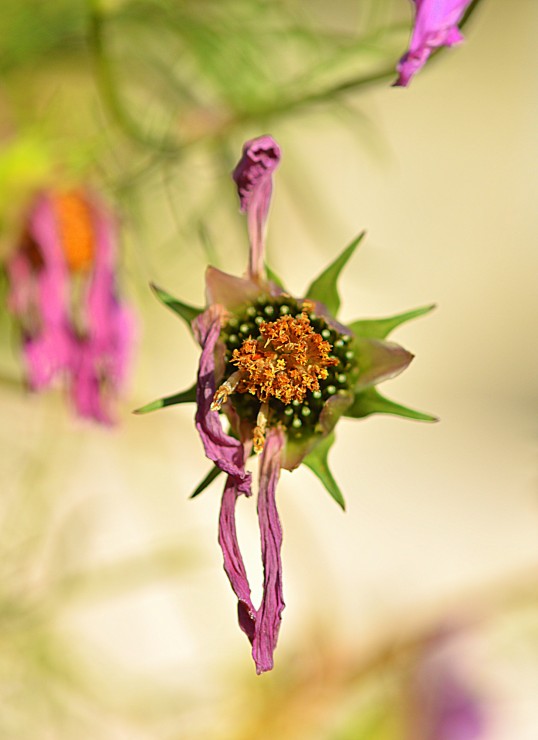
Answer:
0;0;537;738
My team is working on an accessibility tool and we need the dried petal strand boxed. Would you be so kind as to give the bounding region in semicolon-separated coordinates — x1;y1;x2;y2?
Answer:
232;135;281;281
218;476;257;643
252;426;286;674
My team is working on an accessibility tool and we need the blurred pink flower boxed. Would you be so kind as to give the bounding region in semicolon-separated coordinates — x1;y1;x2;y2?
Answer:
407;631;487;740
6;188;133;423
395;0;473;87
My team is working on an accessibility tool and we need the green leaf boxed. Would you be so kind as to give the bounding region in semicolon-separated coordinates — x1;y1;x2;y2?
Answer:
133;384;197;414
265;263;285;289
303;432;345;510
190;465;223;498
305;232;365;317
348;304;436;340
344;387;438;422
150;283;203;329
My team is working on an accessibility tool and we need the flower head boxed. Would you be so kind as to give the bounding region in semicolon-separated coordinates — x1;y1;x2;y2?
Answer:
6;188;133;423
140;135;435;673
395;0;473;87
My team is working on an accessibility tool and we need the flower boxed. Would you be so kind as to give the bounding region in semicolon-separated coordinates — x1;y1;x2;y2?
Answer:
139;135;435;673
6;188;133;423
394;0;474;87
406;630;487;740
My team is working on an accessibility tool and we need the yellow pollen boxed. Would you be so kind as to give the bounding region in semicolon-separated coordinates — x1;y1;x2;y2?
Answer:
229;313;338;405
52;190;95;273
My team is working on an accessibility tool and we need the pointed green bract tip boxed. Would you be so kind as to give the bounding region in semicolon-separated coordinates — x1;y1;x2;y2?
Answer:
303;433;346;510
190;465;223;498
345;387;438;422
133;398;165;414
305;231;365;318
349;303;436;340
134;384;197;415
150;282;203;328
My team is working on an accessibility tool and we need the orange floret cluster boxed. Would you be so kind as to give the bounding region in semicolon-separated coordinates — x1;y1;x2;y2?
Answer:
52;191;95;272
231;312;338;405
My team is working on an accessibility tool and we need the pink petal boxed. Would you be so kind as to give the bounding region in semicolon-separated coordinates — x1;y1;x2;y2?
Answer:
395;0;472;87
205;266;264;311
232;136;281;281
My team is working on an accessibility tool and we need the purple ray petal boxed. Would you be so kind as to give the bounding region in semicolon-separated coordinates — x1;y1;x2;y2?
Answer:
252;426;285;674
395;0;472;87
218;475;257;643
232;135;281;281
193;308;251;494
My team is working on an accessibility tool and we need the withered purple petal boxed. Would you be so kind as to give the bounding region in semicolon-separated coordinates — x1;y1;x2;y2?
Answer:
232;135;281;281
252;426;285;674
194;309;252;494
218;475;257;643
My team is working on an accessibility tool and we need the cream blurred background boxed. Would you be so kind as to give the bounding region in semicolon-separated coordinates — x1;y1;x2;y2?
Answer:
0;0;537;738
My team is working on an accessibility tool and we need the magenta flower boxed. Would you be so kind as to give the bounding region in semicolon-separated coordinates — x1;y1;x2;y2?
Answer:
395;0;473;87
140;135;435;673
6;188;133;423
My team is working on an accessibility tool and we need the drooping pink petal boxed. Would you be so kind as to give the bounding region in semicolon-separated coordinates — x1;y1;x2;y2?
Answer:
6;194;73;389
232;135;281;281
252;425;285;674
205;265;265;310
395;0;472;87
218;475;257;643
193;308;252;494
70;194;134;423
354;337;414;390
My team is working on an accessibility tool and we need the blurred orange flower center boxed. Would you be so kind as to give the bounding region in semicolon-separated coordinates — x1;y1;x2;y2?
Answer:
52;191;95;272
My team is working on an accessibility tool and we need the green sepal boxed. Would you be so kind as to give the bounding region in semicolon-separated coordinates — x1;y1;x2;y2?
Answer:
344;387;438;422
305;232;365;317
349;304;436;340
303;432;346;510
150;283;203;329
190;465;223;499
265;264;285;289
133;384;197;414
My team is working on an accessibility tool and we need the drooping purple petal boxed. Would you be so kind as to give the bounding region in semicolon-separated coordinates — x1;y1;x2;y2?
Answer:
252;425;285;674
70;194;134;423
217;426;285;674
395;0;472;87
193;308;251;494
218;475;257;643
232;135;281;281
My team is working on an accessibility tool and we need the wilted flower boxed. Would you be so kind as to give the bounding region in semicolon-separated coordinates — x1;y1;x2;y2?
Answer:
395;0;474;87
6;188;133;423
139;135;435;673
